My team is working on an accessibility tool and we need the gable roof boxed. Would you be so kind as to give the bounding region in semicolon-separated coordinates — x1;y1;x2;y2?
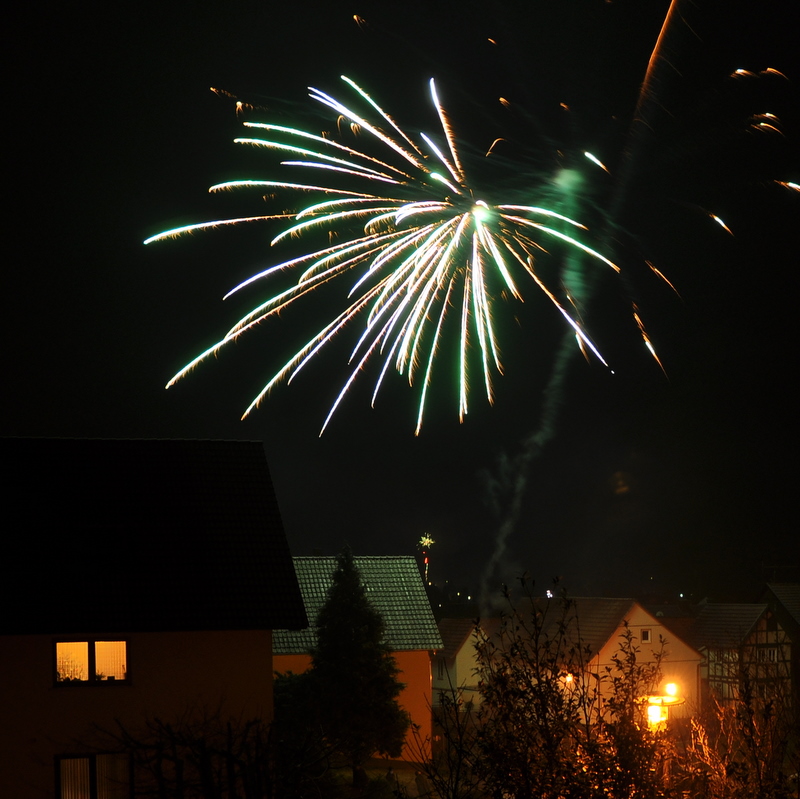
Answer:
438;618;477;660
274;556;442;655
686;603;767;650
481;597;673;657
765;583;800;627
565;597;639;655
1;438;307;635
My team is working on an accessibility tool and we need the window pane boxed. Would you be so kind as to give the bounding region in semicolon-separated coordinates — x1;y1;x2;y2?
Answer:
57;642;89;682
60;757;90;799
97;753;130;799
95;641;127;681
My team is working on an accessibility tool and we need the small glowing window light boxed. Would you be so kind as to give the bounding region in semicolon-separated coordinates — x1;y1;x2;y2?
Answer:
95;641;127;681
56;640;127;683
57;642;89;682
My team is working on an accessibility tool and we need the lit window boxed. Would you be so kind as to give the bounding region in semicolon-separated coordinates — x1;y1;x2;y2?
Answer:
57;754;131;798
57;642;89;682
56;641;127;683
641;629;651;644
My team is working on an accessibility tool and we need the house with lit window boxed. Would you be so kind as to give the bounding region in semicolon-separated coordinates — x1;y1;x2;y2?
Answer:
273;555;442;759
0;438;307;799
682;600;792;708
435;598;703;718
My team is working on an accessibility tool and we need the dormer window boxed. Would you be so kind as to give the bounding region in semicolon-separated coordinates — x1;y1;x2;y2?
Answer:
56;641;127;683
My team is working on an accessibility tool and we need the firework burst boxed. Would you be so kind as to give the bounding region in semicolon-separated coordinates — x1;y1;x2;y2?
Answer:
147;77;634;434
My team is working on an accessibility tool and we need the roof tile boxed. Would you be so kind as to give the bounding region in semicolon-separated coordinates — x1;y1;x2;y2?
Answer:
274;556;442;655
2;438;307;634
687;603;767;649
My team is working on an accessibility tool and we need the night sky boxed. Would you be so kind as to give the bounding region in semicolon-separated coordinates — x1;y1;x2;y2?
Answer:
8;0;798;602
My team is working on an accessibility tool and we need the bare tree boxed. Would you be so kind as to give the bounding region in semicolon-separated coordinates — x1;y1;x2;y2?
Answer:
101;707;273;799
470;578;677;799
407;673;483;799
685;673;799;799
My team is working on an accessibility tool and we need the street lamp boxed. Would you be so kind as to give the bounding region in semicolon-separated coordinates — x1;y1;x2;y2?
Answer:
644;682;684;730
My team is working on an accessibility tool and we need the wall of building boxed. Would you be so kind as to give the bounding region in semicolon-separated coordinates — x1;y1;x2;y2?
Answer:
0;630;273;798
702;614;793;708
274;652;312;676
594;606;702;719
273;649;432;761
432;638;481;707
434;608;703;723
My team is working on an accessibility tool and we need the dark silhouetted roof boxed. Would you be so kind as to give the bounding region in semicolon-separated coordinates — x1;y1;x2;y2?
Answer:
765;583;800;627
2;438;307;635
686;603;767;650
274;556;442;655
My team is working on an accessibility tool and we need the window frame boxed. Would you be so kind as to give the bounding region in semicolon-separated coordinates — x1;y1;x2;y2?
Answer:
55;753;132;799
640;629;652;644
54;639;129;686
757;646;777;663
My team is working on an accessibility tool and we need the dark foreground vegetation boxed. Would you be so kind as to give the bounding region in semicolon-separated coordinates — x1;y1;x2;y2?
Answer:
412;581;799;799
100;579;798;798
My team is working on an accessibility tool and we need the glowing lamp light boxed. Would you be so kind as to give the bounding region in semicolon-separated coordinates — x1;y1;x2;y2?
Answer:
647;703;668;727
644;682;684;730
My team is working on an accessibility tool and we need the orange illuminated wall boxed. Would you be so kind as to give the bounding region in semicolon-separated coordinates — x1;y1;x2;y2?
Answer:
273;649;432;760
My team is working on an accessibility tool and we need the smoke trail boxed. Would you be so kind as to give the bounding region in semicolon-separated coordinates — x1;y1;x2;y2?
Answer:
479;0;689;601
479;325;579;604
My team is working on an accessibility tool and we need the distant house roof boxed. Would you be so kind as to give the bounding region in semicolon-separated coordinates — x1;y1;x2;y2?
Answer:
686;603;767;650
656;615;697;644
563;598;639;656
1;438;307;635
438;618;477;660
765;583;800;627
480;597;668;658
274;556;442;655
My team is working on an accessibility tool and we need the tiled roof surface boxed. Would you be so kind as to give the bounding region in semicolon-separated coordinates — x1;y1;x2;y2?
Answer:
766;583;800;626
438;618;477;660
687;603;767;650
656;616;697;644
274;556;442;655
2;438;307;635
563;598;637;655
480;597;638;657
